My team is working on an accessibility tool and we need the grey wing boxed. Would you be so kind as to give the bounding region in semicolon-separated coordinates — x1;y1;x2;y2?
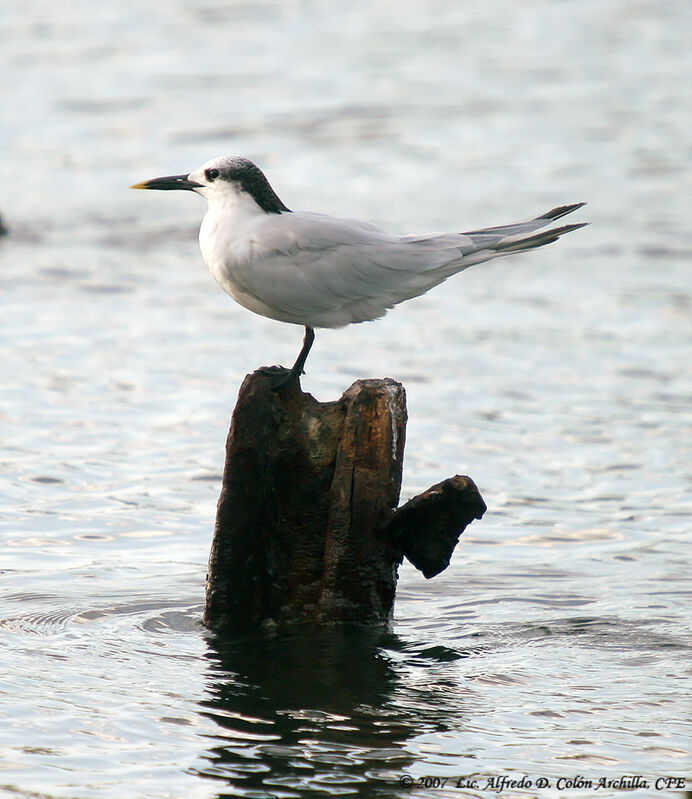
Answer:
236;205;587;327
236;213;455;327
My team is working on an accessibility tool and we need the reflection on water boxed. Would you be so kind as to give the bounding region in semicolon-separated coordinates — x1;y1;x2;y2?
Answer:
193;616;692;797
197;628;418;796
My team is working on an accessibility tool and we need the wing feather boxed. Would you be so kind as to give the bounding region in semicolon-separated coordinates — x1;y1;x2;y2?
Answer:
223;205;586;327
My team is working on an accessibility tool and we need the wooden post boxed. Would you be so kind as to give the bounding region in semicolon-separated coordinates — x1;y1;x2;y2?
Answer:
203;371;486;632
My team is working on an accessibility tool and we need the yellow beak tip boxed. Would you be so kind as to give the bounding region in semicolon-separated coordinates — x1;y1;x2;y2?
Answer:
129;182;147;190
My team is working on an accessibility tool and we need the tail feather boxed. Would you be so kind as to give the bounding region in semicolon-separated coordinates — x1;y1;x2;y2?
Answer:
539;202;587;222
383;203;588;314
398;202;588;290
490;221;589;253
462;202;587;239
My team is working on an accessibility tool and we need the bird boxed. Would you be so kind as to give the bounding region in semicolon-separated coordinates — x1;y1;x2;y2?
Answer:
131;156;587;386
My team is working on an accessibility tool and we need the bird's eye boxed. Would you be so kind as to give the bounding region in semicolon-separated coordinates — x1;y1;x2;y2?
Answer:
205;168;220;182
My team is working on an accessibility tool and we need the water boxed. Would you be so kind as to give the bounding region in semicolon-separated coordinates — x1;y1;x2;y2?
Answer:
1;0;690;797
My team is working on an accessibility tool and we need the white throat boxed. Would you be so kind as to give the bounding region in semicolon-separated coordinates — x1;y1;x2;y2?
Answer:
198;188;268;291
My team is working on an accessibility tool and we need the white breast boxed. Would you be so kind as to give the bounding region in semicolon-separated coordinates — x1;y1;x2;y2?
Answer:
198;195;275;313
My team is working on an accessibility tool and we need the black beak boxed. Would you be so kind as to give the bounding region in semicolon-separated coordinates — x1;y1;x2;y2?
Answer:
130;174;203;191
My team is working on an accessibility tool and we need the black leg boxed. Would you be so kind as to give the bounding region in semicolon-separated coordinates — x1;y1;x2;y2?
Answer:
290;326;315;379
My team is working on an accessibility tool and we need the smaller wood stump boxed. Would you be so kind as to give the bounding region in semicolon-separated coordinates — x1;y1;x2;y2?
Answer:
203;371;486;632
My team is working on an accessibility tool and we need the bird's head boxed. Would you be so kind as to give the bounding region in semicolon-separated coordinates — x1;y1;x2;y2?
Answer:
130;155;290;214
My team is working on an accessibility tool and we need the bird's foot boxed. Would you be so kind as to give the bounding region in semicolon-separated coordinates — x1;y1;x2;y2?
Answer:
257;365;301;390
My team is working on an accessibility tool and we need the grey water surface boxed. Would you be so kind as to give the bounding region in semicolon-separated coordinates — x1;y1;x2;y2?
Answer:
1;1;690;797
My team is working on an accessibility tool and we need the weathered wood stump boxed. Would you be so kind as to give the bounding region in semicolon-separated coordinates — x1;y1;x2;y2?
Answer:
203;370;486;632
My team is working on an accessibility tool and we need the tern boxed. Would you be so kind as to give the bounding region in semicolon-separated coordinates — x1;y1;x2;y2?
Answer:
131;156;587;385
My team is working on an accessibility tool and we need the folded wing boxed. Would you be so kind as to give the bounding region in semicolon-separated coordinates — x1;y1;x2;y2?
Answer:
233;204;587;327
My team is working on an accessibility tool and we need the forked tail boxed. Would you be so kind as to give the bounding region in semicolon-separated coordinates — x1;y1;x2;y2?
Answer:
462;202;588;256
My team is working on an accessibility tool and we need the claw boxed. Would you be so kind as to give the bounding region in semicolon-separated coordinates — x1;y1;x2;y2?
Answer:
258;365;300;390
255;326;313;390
